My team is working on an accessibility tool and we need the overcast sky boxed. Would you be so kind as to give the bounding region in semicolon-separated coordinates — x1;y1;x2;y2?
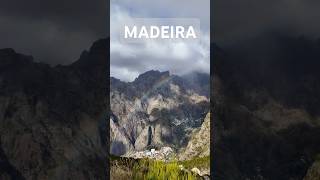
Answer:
215;0;320;45
110;0;210;82
1;0;320;68
0;0;107;65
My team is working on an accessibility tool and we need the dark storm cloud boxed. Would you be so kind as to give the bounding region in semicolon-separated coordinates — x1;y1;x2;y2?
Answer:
215;0;320;45
0;0;108;65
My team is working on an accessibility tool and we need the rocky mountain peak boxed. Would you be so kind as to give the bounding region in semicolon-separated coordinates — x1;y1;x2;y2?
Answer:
110;69;210;156
0;48;16;55
132;70;170;88
0;48;34;68
0;39;108;179
90;38;108;52
135;70;170;80
71;38;108;72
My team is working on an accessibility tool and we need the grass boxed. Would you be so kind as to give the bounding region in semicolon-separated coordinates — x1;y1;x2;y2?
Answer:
110;155;205;180
132;159;196;180
180;156;210;170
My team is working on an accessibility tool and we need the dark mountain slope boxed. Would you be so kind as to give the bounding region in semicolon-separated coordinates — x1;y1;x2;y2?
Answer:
213;34;320;180
0;39;108;179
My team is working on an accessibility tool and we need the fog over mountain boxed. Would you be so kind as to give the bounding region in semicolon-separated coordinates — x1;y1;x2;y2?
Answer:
110;0;210;81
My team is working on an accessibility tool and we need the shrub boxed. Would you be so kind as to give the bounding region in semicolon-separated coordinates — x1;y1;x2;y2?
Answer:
132;159;196;180
180;156;210;170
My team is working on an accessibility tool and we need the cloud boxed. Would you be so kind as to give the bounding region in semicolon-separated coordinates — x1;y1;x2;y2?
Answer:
2;0;320;67
0;0;107;65
215;0;320;45
111;0;209;28
110;0;210;82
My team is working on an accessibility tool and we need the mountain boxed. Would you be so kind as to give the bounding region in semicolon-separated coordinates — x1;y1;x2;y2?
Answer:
0;39;108;179
304;158;320;180
213;34;320;180
110;70;210;156
179;113;210;161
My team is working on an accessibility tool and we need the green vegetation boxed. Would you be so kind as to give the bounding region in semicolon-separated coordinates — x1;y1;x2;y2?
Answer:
110;155;206;180
132;159;196;180
180;156;210;170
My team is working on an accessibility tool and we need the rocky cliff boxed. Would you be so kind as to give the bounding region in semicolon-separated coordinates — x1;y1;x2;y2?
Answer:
213;35;320;180
179;113;210;161
0;39;108;179
110;70;210;156
304;158;320;180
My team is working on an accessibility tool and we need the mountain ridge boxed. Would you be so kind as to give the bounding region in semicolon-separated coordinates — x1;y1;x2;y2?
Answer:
110;69;210;156
0;39;108;179
213;34;320;180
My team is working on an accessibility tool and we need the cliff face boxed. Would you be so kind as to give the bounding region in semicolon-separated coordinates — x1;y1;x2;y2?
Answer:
213;35;320;180
179;113;210;161
304;159;320;180
0;39;108;179
110;71;210;156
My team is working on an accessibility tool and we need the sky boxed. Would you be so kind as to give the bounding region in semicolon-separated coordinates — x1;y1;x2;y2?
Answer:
215;0;320;45
1;0;320;68
0;0;107;65
110;0;210;81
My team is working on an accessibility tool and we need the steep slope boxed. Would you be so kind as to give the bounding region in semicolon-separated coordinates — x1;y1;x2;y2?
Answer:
304;158;320;180
0;39;108;179
179;113;210;161
213;35;320;180
110;70;210;156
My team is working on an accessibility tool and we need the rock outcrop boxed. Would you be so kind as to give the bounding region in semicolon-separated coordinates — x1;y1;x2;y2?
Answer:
0;39;108;179
110;70;210;155
304;159;320;180
179;113;210;161
213;35;320;179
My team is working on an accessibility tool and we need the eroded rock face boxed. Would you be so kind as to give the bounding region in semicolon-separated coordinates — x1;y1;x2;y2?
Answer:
179;113;210;161
213;36;320;179
110;70;210;155
0;39;108;179
304;159;320;180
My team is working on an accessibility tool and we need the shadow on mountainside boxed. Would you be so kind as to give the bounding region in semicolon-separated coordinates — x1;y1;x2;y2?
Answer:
0;39;109;179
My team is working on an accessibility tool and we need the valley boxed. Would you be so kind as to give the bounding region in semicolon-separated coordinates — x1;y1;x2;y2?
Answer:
110;70;210;179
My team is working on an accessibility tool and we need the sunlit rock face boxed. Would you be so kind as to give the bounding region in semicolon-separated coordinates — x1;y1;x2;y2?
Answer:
110;70;210;155
179;113;210;161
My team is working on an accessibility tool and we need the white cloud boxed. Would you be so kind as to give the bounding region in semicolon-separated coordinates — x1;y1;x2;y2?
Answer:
110;0;210;81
